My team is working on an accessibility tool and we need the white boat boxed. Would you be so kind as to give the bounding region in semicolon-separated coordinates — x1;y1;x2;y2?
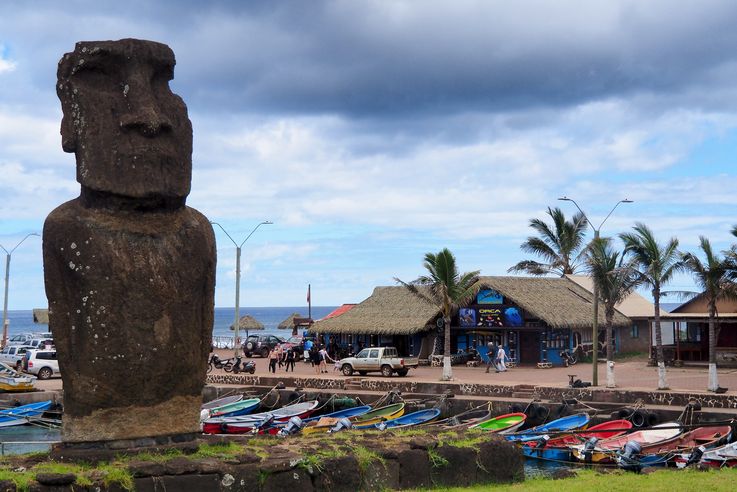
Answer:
0;362;36;392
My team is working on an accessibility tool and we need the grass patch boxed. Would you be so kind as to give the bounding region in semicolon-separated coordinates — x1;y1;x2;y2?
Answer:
191;442;243;460
353;445;385;473
96;464;134;491
0;469;34;492
426;468;737;491
427;448;448;468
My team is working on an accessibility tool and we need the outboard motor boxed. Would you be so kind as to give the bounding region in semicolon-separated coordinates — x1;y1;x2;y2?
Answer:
621;440;642;460
252;414;276;434
685;445;706;467
328;417;353;433
582;437;599;462
278;416;304;436
535;435;550;449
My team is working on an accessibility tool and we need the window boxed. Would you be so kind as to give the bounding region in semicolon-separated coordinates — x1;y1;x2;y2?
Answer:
631;324;639;338
36;352;57;360
356;349;369;359
369;349;379;358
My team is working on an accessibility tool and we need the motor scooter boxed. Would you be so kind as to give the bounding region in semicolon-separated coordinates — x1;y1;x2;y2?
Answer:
231;356;256;374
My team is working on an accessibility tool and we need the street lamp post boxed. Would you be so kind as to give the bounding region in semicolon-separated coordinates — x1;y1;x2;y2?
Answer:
1;233;40;348
211;221;273;357
558;197;632;387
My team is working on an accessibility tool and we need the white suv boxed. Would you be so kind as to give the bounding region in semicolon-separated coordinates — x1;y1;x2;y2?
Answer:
23;349;60;380
0;345;33;370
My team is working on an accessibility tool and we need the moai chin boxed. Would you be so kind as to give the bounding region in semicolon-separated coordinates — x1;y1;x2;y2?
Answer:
43;39;215;443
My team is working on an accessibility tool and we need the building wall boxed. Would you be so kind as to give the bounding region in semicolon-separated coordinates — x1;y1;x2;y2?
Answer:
616;320;650;354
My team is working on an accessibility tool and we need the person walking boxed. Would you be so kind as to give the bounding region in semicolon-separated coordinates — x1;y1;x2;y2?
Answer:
485;341;498;373
275;343;284;368
310;345;321;374
284;348;296;372
268;347;278;374
318;345;333;374
496;345;509;372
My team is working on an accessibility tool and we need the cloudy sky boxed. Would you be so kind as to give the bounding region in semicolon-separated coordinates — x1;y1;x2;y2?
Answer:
2;0;737;310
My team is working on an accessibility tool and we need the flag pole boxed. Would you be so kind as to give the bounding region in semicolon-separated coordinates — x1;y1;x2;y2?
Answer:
307;283;312;320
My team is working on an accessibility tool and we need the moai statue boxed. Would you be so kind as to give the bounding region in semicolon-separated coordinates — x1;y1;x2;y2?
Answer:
43;39;215;444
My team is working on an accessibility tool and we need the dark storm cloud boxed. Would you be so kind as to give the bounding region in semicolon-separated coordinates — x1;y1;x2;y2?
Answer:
4;0;737;119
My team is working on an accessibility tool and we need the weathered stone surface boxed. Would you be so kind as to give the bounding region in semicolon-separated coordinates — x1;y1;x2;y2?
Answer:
398;448;431;490
430;446;478;487
312;456;361;491
134;474;220;492
362;458;399;491
45;38;215;443
262;468;314;492
127;460;167;478
0;480;14;492
476;437;525;483
35;473;76;486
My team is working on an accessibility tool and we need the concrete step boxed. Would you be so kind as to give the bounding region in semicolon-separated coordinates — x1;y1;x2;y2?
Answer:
512;392;535;399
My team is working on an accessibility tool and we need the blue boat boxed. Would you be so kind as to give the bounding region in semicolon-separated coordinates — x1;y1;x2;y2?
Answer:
303;405;372;423
0;400;53;428
521;444;572;462
506;413;590;442
373;408;442;430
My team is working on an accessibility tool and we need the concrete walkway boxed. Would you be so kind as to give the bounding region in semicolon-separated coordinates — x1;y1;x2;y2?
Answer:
213;348;737;395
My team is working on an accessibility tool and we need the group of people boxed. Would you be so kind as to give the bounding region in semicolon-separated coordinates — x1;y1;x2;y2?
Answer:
485;341;509;373
266;340;338;375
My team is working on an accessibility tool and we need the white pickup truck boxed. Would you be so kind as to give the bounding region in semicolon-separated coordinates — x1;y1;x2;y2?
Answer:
339;347;419;377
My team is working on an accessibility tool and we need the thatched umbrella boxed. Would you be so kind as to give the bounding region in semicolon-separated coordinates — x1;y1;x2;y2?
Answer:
230;314;265;331
277;312;304;330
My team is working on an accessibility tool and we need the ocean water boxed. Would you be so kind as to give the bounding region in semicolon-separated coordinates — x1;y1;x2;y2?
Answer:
3;306;338;340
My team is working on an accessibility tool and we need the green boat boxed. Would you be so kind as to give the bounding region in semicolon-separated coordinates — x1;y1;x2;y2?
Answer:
351;403;405;427
469;412;526;433
208;397;261;418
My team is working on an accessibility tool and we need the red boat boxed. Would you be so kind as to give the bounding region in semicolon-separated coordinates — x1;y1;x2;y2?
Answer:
524;419;633;448
202;400;320;434
639;425;731;455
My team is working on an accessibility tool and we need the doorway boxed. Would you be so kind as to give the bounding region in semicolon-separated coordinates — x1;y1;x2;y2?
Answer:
519;331;541;364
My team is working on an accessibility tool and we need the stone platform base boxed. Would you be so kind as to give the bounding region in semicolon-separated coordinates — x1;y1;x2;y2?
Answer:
50;433;199;463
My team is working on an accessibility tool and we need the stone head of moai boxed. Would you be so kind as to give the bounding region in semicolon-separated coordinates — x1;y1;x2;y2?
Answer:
57;39;192;203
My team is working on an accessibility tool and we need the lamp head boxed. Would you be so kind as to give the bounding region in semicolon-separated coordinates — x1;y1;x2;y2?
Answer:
621;199;633;203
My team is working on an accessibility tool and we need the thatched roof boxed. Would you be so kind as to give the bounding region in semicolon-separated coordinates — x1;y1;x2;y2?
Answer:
277;313;304;330
477;276;630;329
33;308;49;324
229;314;264;331
311;286;438;335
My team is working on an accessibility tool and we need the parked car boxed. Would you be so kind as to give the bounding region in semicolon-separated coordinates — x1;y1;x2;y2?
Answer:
243;334;287;358
23;349;60;380
6;332;53;347
282;335;317;356
338;347;419;377
0;345;34;370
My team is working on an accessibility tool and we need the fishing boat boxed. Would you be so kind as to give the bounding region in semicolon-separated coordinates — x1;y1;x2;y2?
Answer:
302;406;373;435
570;422;682;463
201;394;243;410
207;398;260;418
616;425;731;470
676;440;737;468
0;400;53;428
469;412;527;433
507;413;590;441
350;403;405;429
0;362;36;392
202;400;321;434
521;419;633;462
429;405;493;429
374;408;441;430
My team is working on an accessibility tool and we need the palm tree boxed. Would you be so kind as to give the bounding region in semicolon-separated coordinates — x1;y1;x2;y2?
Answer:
508;207;589;276
681;237;737;392
585;238;642;388
395;248;479;381
619;223;682;390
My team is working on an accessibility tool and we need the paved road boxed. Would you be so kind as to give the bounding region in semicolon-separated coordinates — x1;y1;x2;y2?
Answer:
30;351;737;396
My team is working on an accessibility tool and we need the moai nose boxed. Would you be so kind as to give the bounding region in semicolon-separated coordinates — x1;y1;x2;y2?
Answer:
119;77;172;137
